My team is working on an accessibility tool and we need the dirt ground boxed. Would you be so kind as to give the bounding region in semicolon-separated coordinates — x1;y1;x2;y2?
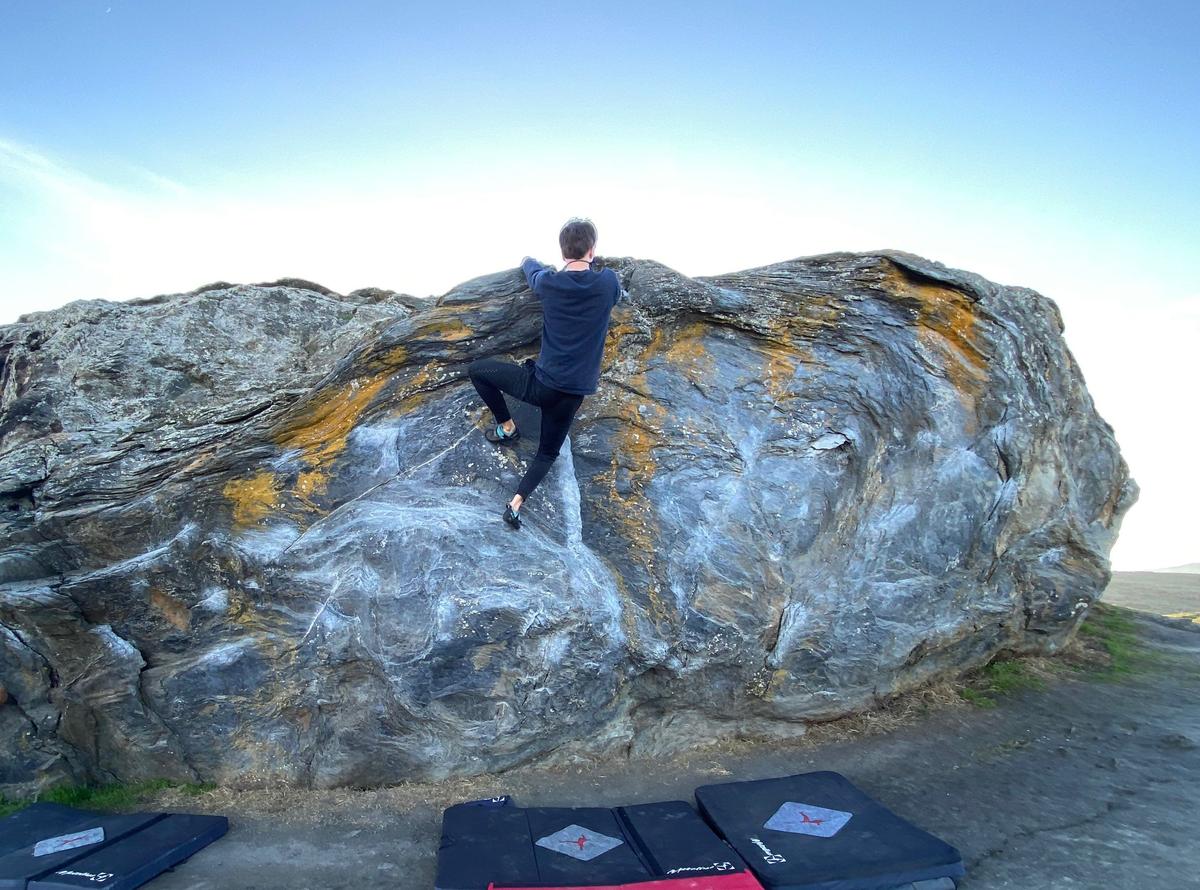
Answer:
136;577;1199;889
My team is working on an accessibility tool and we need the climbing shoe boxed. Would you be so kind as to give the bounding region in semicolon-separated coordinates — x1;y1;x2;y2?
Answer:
503;503;522;529
485;422;521;445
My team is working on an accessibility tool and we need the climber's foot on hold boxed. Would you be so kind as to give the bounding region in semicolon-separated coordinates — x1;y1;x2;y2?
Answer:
485;420;521;445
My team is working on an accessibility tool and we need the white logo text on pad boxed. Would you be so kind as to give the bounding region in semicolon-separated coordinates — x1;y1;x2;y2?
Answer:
749;836;787;864
53;870;115;884
665;860;738;874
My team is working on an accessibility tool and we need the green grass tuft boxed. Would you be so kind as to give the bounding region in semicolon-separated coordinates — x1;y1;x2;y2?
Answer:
980;659;1047;694
958;655;1047;708
958;687;999;708
0;796;25;819
1077;601;1147;678
0;780;216;820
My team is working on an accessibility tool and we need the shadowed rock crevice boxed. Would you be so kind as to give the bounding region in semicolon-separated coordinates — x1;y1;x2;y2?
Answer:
0;249;1136;792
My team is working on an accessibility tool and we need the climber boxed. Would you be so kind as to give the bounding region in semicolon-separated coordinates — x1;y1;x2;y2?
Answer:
468;217;625;530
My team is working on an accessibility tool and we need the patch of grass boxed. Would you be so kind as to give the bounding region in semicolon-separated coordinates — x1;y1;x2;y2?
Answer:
958;656;1047;708
1076;601;1146;678
0;796;26;819
958;687;998;709
984;658;1047;694
0;780;216;819
41;779;175;811
957;601;1164;706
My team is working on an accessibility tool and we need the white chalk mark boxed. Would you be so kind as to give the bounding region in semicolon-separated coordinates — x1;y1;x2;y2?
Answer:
300;576;343;646
558;433;584;548
396;425;477;481
557;435;625;644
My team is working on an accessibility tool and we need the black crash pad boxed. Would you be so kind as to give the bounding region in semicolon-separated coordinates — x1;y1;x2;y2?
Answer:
0;803;227;890
437;795;762;890
0;805;103;860
694;771;965;890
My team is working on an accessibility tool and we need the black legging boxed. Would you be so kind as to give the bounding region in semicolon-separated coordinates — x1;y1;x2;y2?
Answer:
468;357;585;500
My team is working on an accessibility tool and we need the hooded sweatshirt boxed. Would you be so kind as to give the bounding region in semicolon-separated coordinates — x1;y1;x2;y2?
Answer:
521;257;625;395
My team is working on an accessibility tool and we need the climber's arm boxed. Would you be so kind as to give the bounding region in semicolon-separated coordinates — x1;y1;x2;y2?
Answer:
521;257;551;298
610;269;628;306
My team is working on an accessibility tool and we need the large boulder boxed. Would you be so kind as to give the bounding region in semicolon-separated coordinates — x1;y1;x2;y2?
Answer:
0;251;1137;793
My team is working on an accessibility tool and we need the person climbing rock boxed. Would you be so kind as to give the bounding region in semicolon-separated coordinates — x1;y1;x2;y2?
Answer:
468;217;626;530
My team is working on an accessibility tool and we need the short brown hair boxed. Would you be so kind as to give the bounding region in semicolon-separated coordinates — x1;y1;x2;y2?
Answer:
559;217;597;260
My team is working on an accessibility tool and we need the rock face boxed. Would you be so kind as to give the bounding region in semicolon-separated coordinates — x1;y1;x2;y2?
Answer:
0;251;1137;793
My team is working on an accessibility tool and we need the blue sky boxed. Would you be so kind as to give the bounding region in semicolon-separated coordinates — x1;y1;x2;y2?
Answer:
1;0;1197;569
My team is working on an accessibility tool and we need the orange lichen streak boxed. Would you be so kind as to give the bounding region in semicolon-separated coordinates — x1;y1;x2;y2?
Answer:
222;469;284;530
220;368;395;531
223;343;417;530
751;282;843;392
273;350;404;470
590;319;737;642
883;261;990;402
760;344;798;409
591;302;816;647
149;585;191;631
220;303;486;532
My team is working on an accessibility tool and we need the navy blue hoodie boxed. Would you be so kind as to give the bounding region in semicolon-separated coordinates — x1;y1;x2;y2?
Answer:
521;257;625;395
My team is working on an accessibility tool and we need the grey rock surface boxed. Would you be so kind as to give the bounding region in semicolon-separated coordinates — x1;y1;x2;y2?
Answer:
0;250;1137;792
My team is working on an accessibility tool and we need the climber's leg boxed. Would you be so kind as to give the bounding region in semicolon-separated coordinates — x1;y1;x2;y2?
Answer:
514;384;584;504
468;357;532;431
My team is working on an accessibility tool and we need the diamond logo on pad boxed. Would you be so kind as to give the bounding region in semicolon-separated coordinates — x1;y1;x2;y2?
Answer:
764;801;853;837
34;827;106;857
536;823;624;861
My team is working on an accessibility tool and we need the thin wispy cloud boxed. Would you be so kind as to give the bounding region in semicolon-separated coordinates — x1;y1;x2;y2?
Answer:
0;136;457;308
